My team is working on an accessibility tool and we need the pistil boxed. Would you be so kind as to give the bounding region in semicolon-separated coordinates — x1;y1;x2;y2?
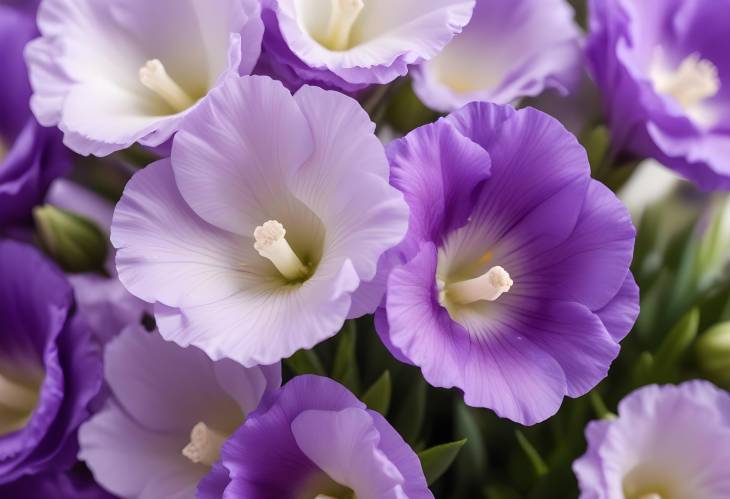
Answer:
254;220;309;281
444;266;513;305
181;422;226;466
323;0;364;51
139;59;195;112
651;52;720;111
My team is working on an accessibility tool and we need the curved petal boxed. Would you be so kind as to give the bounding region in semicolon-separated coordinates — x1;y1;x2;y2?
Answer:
155;256;359;367
595;272;639;343
111;159;248;308
521;181;636;311
79;401;204;499
171;75;314;236
292;408;407;498
413;0;583;111
275;0;474;85
103;326;254;434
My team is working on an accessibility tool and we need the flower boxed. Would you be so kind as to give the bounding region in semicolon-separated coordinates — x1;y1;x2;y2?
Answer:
111;75;409;367
46;179;149;344
78;325;280;499
259;0;475;92
412;0;583;112
376;101;638;425
0;2;68;226
587;0;730;189
25;0;264;156
0;240;102;483
573;381;730;498
198;375;432;498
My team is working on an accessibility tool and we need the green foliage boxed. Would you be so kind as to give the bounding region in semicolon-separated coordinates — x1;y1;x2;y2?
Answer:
361;370;392;416
418;439;467;486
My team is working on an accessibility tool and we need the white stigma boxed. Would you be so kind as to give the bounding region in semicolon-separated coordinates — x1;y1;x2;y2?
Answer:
253;220;309;281
637;495;662;499
323;0;364;51
650;52;720;115
139;59;195;112
181;422;226;466
443;266;514;305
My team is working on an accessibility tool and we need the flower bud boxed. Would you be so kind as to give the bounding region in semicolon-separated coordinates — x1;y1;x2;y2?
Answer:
696;321;730;387
33;205;107;273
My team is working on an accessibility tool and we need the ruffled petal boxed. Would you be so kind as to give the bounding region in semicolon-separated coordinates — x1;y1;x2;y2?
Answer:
111;159;248;308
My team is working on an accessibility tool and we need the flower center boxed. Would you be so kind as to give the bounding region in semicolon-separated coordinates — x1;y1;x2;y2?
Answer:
181;421;227;466
254;220;310;281
650;51;720;122
312;0;364;51
439;265;513;306
139;59;195;113
0;368;43;435
0;137;7;163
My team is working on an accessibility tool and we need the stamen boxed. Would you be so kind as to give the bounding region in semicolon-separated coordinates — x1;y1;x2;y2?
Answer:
444;266;513;305
323;0;364;51
253;220;309;281
181;422;226;466
637;495;662;499
139;59;195;112
651;52;720;111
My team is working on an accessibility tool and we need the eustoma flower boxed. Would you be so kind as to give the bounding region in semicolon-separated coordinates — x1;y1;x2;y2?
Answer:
0;3;68;226
111;75;408;367
25;0;263;156
574;381;730;498
377;102;639;425
412;0;583;111
198;375;432;498
0;240;101;483
587;0;730;189
79;326;280;498
260;0;475;92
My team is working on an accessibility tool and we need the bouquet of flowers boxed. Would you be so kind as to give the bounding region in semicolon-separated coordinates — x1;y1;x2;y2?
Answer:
1;0;729;497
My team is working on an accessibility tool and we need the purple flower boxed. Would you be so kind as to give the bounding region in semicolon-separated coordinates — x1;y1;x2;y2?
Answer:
25;0;263;157
0;240;102;483
198;375;432;498
111;75;408;367
259;0;474;92
587;0;730;190
0;3;68;226
46;179;149;344
574;381;730;498
376;102;639;425
412;0;583;112
78;325;280;499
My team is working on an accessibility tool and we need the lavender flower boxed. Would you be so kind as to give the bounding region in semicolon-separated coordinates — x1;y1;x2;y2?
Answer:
0;240;102;483
587;0;730;189
0;3;68;226
79;325;280;499
198;375;432;498
259;0;475;92
377;102;638;425
412;0;583;112
111;75;408;367
574;381;730;498
25;0;263;156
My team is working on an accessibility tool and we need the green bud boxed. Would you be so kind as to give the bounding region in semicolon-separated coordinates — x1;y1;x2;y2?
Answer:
696;322;730;387
33;205;108;273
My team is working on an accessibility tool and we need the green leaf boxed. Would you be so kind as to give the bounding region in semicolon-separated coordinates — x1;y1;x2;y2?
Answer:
653;307;700;380
418;439;467;486
284;349;325;376
581;125;610;175
589;390;615;420
361;371;391;416
515;430;548;477
454;403;487;495
331;321;360;394
393;375;426;445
